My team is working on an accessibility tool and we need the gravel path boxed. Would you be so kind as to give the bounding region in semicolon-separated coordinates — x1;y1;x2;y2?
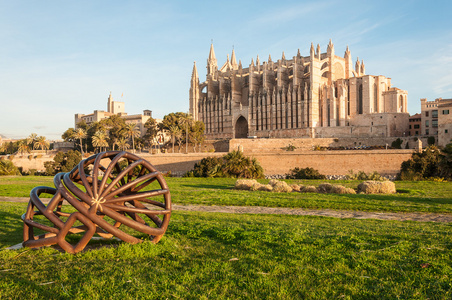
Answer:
2;197;451;223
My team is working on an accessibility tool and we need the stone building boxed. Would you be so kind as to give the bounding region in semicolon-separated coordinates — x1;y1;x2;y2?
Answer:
189;41;409;139
75;92;154;137
421;97;452;147
408;113;421;136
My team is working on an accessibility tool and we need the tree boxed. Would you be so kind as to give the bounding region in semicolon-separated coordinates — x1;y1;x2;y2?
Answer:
62;128;76;142
168;125;181;153
179;113;193;153
144;117;160;152
92;130;109;153
190;121;205;152
122;123;140;153
33;136;50;153
100;115;127;150
115;137;130;151
17;140;30;154
27;133;38;147
44;150;82;176
0;143;7;154
72;128;87;156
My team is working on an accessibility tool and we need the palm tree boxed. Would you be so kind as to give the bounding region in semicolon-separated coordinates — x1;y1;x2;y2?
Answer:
179;113;193;154
33;136;50;153
92;130;109;153
122;123;140;153
72;128;87;156
115;137;130;151
168;125;181;153
27;133;38;147
17;140;30;154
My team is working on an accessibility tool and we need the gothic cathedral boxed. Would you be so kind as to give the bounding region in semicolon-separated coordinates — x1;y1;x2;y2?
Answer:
189;41;409;139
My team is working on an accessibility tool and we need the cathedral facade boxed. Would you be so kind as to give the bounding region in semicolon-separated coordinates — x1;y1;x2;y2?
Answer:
189;41;409;139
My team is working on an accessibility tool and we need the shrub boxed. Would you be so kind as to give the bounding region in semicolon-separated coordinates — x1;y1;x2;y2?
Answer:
186;151;264;179
427;136;436;145
286;167;326;179
398;146;443;180
0;160;21;176
357;181;396;194
283;144;296;151
391;138;403;149
346;170;384;181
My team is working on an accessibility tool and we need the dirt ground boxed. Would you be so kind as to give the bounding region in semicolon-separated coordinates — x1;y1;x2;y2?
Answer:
2;197;451;223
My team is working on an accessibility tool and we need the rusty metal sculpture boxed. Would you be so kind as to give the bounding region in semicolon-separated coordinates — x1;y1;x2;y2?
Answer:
22;151;171;253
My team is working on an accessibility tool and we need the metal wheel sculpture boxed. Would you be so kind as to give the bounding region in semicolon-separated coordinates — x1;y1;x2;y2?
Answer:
22;151;171;253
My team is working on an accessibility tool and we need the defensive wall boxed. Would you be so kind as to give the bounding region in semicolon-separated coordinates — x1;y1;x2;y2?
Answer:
5;149;413;177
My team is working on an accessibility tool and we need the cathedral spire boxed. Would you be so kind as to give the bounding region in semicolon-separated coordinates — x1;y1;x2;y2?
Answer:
231;48;238;69
191;61;198;79
282;51;286;61
208;43;216;62
268;54;272;62
310;43;315;57
207;43;218;76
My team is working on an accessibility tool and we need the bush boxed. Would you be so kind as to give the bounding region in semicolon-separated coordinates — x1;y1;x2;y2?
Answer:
44;150;82;176
286;167;325;179
398;146;443;180
346;170;384;181
0;160;21;176
428;136;436;145
186;151;264;179
391;138;403;149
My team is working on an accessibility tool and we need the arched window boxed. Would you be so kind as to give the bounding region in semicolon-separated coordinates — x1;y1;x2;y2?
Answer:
399;95;404;112
358;84;363;114
373;83;378;113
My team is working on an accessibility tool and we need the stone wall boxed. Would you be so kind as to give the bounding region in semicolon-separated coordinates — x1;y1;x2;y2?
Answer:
4;154;54;172
5;148;413;177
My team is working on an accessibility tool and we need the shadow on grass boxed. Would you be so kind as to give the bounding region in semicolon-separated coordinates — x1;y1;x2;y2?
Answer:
0;209;25;248
180;184;234;190
344;193;452;206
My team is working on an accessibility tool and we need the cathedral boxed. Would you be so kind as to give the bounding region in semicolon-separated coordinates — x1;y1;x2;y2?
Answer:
189;41;409;139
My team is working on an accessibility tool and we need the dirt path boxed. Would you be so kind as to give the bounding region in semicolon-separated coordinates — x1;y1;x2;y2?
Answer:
2;197;451;223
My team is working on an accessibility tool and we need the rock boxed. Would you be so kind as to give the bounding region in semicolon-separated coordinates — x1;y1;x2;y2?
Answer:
357;181;396;194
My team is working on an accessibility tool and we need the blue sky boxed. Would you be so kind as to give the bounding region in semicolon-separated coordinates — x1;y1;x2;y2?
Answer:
1;0;451;140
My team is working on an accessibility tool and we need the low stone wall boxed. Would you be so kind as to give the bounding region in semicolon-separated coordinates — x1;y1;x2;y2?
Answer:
5;149;413;177
246;150;413;176
3;154;54;172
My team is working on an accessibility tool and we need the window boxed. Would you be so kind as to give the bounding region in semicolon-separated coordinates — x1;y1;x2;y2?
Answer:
443;109;450;115
409;125;412;129
414;124;420;129
425;120;429;127
415;131;419;135
426;129;429;135
446;129;449;134
432;110;438;118
432;120;438;128
425;111;429;117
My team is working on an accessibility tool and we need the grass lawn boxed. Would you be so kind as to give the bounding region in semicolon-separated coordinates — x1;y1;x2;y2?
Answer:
0;201;451;299
2;176;452;214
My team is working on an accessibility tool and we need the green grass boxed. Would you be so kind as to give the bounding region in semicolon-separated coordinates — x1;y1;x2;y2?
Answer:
2;176;452;213
1;202;451;299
